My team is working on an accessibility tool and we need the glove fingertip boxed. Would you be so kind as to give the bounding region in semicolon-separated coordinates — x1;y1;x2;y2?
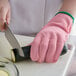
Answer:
30;49;39;61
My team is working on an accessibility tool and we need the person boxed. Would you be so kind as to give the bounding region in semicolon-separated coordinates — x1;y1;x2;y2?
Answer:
0;0;76;63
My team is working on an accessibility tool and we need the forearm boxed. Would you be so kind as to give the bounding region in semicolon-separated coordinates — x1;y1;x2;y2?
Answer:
59;0;76;17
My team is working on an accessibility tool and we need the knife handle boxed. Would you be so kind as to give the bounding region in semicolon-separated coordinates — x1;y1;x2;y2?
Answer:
4;22;8;29
12;45;68;62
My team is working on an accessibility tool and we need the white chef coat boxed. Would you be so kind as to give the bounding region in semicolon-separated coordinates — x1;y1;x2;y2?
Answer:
9;0;63;36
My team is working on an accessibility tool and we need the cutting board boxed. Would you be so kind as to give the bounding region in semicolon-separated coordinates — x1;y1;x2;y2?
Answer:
0;32;75;76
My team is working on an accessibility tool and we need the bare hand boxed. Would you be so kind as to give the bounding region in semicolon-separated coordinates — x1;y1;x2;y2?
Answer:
0;0;10;31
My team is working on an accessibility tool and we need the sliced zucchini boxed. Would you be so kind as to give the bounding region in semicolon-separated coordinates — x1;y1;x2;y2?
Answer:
0;70;9;76
11;50;16;62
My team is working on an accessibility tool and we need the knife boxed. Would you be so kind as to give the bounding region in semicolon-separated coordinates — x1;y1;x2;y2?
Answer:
4;22;24;57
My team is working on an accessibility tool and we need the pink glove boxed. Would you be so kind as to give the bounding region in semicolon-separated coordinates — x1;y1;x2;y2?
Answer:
31;13;73;63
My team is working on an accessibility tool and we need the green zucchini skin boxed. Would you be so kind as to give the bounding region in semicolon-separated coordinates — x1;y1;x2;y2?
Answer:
12;46;31;62
12;45;68;62
60;45;68;55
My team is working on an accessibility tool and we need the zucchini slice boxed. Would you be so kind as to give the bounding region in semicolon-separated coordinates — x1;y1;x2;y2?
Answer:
0;70;9;76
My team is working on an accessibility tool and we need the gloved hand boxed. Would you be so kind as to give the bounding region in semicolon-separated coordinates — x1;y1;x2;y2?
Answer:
0;0;10;31
31;13;73;63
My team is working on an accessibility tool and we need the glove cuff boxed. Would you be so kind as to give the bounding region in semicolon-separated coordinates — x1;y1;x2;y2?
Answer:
56;11;74;23
47;13;73;33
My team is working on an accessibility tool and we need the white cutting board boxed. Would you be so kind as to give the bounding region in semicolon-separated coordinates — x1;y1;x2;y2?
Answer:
0;32;75;76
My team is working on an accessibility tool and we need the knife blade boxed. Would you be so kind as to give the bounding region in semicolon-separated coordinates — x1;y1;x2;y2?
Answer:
4;22;24;57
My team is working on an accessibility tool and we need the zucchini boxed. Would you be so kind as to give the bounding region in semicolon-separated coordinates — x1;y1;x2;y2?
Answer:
11;45;68;62
0;70;9;76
